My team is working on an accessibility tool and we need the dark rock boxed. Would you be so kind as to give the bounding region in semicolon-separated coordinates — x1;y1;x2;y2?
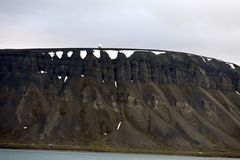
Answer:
0;48;240;152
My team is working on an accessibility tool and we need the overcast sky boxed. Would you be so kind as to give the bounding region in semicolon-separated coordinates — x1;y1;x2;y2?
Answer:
0;0;240;65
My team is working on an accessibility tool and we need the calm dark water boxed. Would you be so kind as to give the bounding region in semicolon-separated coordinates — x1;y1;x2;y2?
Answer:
0;149;237;160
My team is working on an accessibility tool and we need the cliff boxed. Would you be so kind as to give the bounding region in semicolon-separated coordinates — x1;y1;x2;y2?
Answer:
1;48;240;153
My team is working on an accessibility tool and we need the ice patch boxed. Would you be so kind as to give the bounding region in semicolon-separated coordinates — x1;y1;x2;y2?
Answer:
201;57;206;62
228;63;235;69
48;52;55;58
58;76;62;79
121;50;135;58
56;51;63;59
67;51;73;57
151;51;166;55
80;50;87;59
81;74;85;77
236;91;240;95
115;81;117;88
117;122;122;130
23;126;27;129
93;50;101;58
106;50;118;59
64;76;68;83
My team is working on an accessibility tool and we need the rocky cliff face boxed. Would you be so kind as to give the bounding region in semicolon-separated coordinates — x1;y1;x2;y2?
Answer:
0;48;240;151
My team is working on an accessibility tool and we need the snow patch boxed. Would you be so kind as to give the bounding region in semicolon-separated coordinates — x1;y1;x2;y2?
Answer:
207;58;212;61
106;50;118;59
228;63;235;69
121;50;135;57
58;76;62;79
81;74;85;77
201;57;206;62
23;126;27;129
217;59;224;62
236;91;240;95
64;76;68;83
48;52;55;58
56;51;63;59
40;70;47;74
117;122;122;130
151;51;166;55
80;50;87;59
102;80;105;83
104;132;107;135
67;51;73;57
114;81;117;88
93;50;101;58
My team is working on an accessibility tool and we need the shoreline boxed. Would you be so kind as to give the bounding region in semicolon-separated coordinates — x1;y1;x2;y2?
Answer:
0;143;240;158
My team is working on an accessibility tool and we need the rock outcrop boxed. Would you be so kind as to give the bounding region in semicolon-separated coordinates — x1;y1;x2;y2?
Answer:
0;48;240;152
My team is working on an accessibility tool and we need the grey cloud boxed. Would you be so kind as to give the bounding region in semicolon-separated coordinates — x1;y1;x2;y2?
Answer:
0;0;240;65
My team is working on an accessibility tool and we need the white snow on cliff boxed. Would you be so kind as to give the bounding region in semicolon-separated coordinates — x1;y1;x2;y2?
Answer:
67;51;73;57
80;51;87;59
117;122;122;130
56;51;63;59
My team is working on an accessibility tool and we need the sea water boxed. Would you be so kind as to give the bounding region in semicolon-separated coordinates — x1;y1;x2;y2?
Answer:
0;149;237;160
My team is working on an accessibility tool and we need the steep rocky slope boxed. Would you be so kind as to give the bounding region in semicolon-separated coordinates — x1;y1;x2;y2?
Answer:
0;48;240;152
